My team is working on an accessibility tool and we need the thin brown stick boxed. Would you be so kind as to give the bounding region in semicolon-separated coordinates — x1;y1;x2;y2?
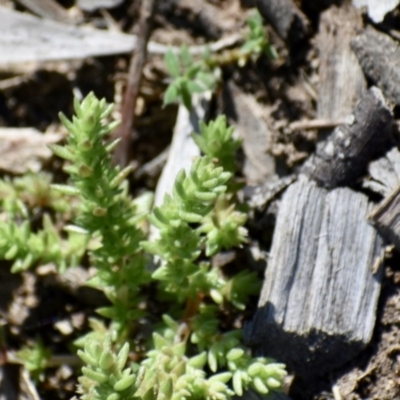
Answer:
112;0;156;167
288;118;348;132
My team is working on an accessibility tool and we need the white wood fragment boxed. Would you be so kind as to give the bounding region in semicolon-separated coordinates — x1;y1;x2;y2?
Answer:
153;93;211;207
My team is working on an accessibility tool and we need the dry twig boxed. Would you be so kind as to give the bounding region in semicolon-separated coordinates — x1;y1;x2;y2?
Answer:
112;0;156;167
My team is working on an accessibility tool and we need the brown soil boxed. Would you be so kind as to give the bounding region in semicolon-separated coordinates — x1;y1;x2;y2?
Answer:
1;1;400;399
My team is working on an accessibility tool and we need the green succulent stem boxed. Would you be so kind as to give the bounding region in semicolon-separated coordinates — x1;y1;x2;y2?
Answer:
54;93;150;340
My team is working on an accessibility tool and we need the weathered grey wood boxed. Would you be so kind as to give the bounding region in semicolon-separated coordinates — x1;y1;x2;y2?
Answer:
369;185;400;250
256;0;309;46
363;147;400;196
351;26;400;106
0;6;240;66
246;179;384;378
317;4;366;120
302;87;393;188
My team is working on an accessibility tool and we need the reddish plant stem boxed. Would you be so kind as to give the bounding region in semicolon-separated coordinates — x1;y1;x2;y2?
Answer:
112;0;156;167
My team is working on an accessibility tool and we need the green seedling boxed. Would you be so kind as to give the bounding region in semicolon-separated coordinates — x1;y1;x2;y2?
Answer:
163;46;217;110
163;9;277;110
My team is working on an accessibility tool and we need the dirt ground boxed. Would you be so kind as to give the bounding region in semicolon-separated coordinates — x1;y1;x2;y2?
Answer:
1;0;400;399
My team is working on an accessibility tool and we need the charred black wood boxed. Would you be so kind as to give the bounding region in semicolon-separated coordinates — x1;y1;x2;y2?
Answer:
302;87;393;188
256;0;310;46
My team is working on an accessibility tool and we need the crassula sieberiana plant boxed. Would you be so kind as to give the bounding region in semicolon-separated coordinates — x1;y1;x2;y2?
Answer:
7;92;286;399
0;171;86;273
50;95;151;341
49;93;287;399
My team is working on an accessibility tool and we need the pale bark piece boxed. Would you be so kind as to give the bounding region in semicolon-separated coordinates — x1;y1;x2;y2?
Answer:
351;26;400;106
0;5;141;64
369;185;400;251
246;180;384;378
352;0;400;23
0;128;62;174
317;4;366;120
256;0;309;46
224;82;276;185
150;93;211;243
302;87;393;188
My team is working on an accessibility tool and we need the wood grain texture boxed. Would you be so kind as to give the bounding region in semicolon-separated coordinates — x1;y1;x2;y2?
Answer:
246;180;384;378
302;87;393;188
317;4;365;120
352;26;400;106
